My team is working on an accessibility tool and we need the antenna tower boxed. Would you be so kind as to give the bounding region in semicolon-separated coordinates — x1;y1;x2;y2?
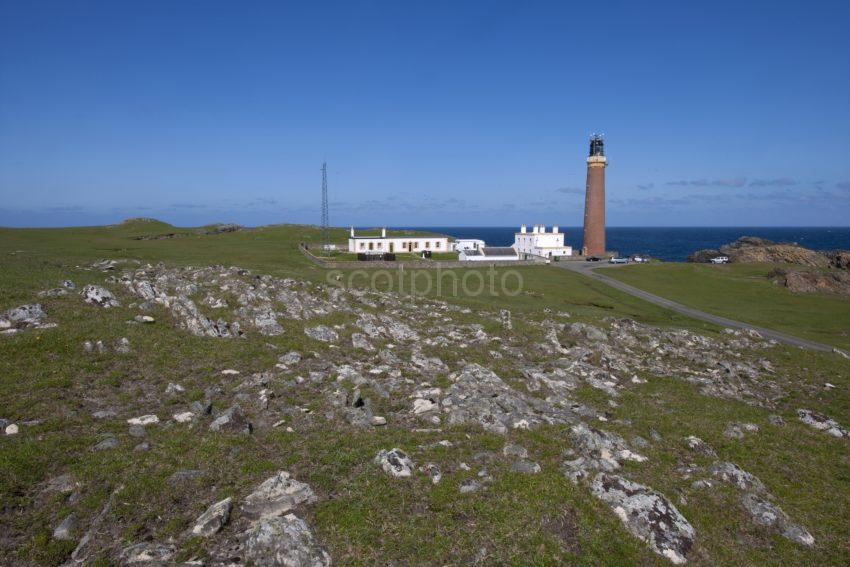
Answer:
320;161;329;255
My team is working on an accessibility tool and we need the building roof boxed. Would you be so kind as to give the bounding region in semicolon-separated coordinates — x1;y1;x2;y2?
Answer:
350;235;448;240
481;247;518;257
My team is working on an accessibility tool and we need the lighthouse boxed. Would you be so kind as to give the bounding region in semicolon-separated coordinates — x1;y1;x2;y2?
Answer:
581;135;607;256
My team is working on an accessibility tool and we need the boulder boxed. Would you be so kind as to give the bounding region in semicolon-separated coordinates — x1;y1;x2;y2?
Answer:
80;285;120;308
741;492;814;546
304;325;339;343
242;471;317;521
53;514;76;541
241;513;331;567
120;542;176;564
591;473;694;565
209;405;252;434
191;497;233;537
0;303;48;331
797;409;848;438
375;448;415;478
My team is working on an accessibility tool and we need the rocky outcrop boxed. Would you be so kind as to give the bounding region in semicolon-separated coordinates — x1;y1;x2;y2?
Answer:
797;409;848;438
191;497;233;537
591;473;694;564
689;236;835;267
241;513;331;567
80;285;121;308
375;448;415;478
769;268;850;295
0;303;54;334
241;471;317;520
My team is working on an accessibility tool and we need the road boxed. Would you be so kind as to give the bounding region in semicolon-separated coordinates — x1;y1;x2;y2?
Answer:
556;261;850;358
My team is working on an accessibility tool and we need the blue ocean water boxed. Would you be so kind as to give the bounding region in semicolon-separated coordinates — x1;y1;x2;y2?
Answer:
398;227;850;262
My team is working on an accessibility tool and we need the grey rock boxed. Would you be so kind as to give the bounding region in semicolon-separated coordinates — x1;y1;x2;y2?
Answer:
115;337;131;353
684;436;717;457
134;442;150;452
498;309;512;330
209;405;252;434
0;303;49;331
591;473;694;565
279;350;302;365
502;444;529;459
708;461;765;493
37;288;67;298
92;409;116;420
375;448;415;478
723;422;758;440
53;514;76;541
351;332;374;350
242;471;317;521
80;285;120;308
442;364;578;435
510;459;541;474
797;409;848;438
191;400;213;415
128;425;146;438
165;382;185;395
92;437;118;451
120;542;176;564
562;422;646;483
768;414;785;426
46;473;77;493
241;513;331;567
167;469;206;484
192;497;233;537
304;325;339;343
459;479;482;494
62;279;76;289
741;492;814;546
420;462;442;484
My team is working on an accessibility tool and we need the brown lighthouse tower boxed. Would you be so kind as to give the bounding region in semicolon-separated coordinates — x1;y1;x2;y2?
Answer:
581;134;607;256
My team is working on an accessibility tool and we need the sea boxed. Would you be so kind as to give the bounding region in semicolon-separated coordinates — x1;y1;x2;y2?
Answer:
397;227;850;262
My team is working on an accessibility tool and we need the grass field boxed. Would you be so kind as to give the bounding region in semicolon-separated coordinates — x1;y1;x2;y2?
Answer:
599;262;850;350
1;220;849;566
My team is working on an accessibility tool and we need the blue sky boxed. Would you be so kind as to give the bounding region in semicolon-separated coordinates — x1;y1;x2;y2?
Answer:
1;0;849;228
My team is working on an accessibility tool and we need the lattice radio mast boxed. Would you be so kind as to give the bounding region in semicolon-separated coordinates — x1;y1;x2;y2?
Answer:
320;161;329;255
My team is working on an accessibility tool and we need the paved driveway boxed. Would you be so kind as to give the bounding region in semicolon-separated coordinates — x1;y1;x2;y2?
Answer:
556;261;850;358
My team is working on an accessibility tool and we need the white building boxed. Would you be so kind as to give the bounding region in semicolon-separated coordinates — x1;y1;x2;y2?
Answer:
459;247;519;262
348;227;449;255
513;224;573;260
452;239;485;252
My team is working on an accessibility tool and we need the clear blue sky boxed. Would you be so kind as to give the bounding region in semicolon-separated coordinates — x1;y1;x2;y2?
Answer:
1;0;849;227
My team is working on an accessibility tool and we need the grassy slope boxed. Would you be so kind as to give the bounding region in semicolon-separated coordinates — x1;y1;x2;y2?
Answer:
0;222;848;566
599;262;850;350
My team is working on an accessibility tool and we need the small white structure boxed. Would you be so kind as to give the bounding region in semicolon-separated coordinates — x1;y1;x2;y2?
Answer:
459;247;519;262
348;227;449;255
513;224;573;260
452;239;486;253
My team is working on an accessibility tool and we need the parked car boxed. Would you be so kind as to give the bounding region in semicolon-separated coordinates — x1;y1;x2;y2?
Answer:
585;256;601;262
710;256;729;264
608;257;629;264
631;255;649;263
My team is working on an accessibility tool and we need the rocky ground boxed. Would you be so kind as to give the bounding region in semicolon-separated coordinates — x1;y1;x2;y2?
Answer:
3;256;848;566
688;236;849;269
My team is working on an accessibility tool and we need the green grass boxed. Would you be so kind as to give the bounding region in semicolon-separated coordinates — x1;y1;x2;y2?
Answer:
1;220;849;566
599;262;850;350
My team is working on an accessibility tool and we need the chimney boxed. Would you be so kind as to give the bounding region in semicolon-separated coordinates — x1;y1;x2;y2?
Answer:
381;227;386;238
552;225;559;234
350;226;355;237
520;224;527;233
